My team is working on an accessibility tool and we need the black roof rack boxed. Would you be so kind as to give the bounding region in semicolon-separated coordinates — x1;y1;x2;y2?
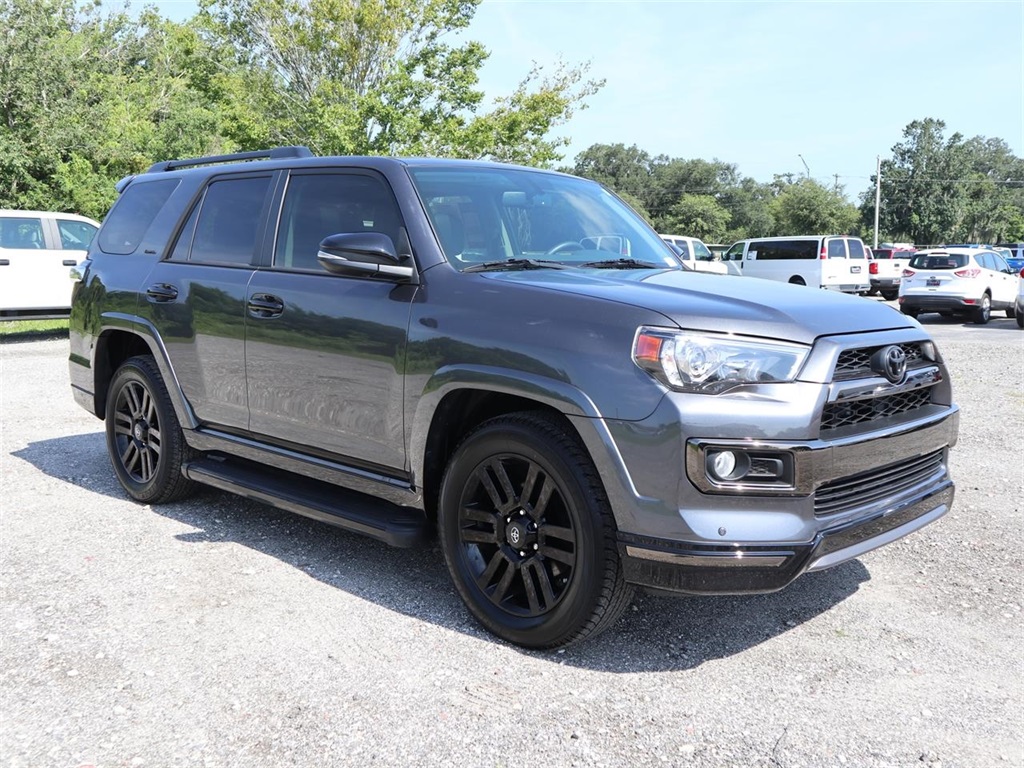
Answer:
145;146;313;174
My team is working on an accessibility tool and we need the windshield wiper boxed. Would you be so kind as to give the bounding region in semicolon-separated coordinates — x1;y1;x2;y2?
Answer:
580;258;663;270
462;258;570;273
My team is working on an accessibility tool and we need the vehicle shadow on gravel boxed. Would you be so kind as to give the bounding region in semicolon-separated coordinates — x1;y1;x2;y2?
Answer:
16;432;870;673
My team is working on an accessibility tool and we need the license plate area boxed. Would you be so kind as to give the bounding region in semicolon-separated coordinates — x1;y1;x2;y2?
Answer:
926;277;941;287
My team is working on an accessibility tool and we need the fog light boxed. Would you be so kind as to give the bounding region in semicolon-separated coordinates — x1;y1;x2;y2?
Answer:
707;450;750;481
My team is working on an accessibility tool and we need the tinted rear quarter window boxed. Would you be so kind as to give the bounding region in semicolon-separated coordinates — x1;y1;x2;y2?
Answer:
827;239;847;258
847;239;865;258
99;180;179;255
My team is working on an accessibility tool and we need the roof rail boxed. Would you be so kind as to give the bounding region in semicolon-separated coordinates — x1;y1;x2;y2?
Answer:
145;146;313;174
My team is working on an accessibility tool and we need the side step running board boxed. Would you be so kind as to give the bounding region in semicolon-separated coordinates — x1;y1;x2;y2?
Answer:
182;457;431;548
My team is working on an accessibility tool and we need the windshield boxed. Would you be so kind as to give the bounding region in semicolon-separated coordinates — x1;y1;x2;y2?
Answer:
408;166;679;271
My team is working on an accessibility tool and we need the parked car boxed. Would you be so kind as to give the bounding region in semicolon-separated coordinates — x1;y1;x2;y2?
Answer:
70;147;959;648
869;247;916;300
659;234;729;274
899;247;1018;324
720;235;871;293
0;209;100;319
994;242;1024;271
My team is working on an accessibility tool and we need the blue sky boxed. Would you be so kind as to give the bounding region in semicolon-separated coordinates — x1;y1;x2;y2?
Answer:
149;0;1022;200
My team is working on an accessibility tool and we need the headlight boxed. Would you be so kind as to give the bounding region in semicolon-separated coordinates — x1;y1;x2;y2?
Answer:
633;327;810;394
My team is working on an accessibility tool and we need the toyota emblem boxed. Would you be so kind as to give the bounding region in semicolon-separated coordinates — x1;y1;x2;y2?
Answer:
509;526;521;545
871;345;907;384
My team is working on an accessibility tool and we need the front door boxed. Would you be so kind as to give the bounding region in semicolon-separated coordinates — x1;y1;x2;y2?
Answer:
244;169;415;474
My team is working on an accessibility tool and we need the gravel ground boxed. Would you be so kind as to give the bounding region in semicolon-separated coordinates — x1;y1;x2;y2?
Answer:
1;318;1021;768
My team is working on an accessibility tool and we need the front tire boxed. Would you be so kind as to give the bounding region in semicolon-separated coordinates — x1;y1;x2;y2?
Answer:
106;355;199;504
438;412;634;648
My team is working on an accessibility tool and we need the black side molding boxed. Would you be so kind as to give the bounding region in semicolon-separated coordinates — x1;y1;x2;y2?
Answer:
182;456;430;548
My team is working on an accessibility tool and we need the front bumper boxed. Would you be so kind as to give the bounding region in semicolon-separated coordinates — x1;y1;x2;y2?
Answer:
619;481;953;594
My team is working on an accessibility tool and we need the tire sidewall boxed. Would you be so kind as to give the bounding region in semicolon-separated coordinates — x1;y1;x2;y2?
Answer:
439;419;609;648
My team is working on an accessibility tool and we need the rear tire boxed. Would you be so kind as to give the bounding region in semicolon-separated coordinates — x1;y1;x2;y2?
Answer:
438;412;634;648
106;355;199;504
972;294;991;325
788;276;806;286
900;305;920;319
881;290;898;301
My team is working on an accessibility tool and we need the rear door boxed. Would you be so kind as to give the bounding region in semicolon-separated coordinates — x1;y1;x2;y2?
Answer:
0;214;77;312
141;173;274;429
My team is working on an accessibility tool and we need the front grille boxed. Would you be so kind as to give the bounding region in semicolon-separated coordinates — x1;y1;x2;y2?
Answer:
821;387;932;430
833;343;927;381
815;449;945;516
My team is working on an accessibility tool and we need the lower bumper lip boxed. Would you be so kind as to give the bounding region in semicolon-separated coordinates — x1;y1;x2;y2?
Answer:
618;481;954;595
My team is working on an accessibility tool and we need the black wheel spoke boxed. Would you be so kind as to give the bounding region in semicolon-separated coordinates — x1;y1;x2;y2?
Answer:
520;565;541;614
140;447;154;481
539;544;575;567
492;560;516;604
532;474;555;518
530;560;557;608
461;528;497;545
125;383;143;418
478;549;505;587
542;524;574;543
476;464;507;511
121;441;139;473
490;459;517;507
462;506;497;525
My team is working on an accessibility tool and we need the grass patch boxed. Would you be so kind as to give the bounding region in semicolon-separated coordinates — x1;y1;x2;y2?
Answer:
0;318;70;340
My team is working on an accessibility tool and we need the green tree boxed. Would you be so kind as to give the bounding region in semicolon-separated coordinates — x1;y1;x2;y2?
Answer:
770;178;858;236
196;0;601;164
660;194;731;242
858;118;1024;245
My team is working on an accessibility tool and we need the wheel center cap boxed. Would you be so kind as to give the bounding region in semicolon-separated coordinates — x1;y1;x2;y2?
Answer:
505;520;534;549
133;422;146;441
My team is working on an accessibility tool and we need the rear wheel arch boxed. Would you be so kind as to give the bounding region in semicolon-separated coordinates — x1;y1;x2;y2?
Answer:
94;330;153;418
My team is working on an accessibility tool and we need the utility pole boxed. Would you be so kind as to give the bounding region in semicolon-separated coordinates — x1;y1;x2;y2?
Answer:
873;155;881;248
798;154;810;179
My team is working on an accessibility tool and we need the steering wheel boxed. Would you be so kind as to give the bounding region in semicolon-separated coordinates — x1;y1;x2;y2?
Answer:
546;241;582;255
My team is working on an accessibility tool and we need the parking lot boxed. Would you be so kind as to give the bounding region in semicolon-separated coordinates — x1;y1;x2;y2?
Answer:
1;311;1021;768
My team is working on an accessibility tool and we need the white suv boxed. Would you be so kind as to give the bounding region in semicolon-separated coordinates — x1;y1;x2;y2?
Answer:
0;210;99;320
898;247;1018;325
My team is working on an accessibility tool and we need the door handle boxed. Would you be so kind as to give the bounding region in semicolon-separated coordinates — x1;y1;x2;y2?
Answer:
248;293;284;319
62;259;78;266
0;259;9;266
146;283;179;302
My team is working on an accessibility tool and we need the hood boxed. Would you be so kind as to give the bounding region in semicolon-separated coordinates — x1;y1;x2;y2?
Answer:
480;268;913;345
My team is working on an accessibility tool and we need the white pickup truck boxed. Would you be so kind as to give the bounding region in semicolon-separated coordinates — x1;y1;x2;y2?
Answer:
869;247;916;300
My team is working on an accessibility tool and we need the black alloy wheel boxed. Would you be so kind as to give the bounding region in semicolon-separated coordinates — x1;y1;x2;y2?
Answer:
439;412;633;648
106;356;198;504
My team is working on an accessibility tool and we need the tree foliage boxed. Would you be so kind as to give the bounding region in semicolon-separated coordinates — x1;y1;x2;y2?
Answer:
860;118;1024;244
0;0;600;217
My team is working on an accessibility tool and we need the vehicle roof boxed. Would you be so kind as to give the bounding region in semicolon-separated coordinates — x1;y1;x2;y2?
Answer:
914;247;997;256
0;209;100;224
659;234;705;243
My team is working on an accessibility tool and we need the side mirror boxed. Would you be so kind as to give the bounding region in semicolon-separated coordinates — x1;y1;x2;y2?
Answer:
317;232;415;281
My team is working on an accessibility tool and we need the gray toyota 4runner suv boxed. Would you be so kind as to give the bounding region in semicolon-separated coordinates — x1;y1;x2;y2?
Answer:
69;147;960;648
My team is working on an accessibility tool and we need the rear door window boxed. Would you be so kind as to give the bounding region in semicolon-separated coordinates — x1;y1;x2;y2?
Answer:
827;239;847;258
188;176;272;265
847;239;865;258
